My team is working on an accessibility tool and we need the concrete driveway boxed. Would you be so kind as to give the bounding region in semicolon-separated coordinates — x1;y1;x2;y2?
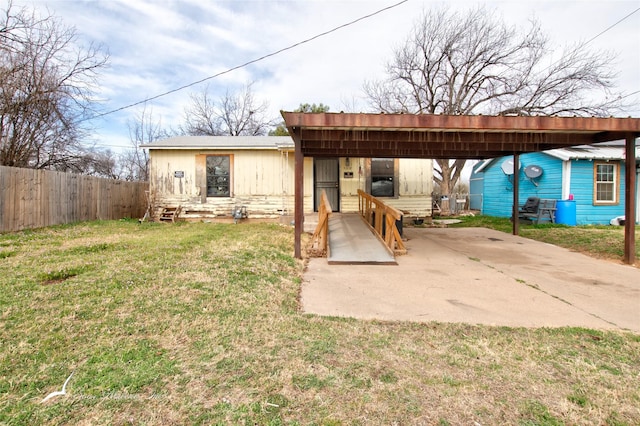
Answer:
301;227;640;332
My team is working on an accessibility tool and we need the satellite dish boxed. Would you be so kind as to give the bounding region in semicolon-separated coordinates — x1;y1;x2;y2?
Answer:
524;165;543;179
524;164;543;186
501;158;519;175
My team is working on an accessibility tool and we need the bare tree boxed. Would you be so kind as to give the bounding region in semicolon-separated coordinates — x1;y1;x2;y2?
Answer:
120;105;167;181
181;82;276;136
364;6;622;212
0;1;108;170
79;148;120;179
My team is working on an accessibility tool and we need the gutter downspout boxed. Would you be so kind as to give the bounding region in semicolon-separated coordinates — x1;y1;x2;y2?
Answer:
562;160;572;200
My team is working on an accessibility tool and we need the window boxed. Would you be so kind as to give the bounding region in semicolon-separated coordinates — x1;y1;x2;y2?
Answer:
593;162;618;205
206;155;230;197
371;158;395;197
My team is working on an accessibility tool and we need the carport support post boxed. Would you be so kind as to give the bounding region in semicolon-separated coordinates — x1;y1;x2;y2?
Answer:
624;134;636;265
512;153;520;236
294;133;304;259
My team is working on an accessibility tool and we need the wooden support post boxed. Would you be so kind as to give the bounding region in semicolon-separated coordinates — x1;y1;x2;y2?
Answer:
512;153;520;236
294;133;304;259
624;135;636;265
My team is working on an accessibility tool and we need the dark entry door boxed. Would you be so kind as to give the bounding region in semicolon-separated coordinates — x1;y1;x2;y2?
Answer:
314;158;339;212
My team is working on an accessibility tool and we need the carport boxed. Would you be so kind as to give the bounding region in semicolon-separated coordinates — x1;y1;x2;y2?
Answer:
282;112;640;264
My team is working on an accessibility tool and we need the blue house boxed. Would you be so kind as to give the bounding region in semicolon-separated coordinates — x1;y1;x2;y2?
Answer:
471;142;640;225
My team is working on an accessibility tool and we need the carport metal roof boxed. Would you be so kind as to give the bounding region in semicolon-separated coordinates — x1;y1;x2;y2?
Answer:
283;112;640;264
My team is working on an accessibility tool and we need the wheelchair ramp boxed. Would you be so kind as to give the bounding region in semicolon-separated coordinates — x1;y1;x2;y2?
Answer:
327;214;397;265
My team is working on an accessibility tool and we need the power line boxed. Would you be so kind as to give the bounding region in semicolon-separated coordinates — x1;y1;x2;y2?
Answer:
86;0;408;122
622;90;640;98
548;6;639;74
540;6;640;111
503;5;640;82
580;6;640;49
617;89;640;103
485;5;640;115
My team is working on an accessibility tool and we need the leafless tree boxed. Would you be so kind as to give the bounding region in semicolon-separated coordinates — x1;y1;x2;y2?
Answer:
80;148;120;179
0;1;108;170
120;105;167;181
181;82;276;136
364;6;623;212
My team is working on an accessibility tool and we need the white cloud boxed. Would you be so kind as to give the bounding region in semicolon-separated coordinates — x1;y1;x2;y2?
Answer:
12;0;640;151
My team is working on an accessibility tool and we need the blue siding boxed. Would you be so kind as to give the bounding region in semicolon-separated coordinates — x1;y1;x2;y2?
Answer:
569;160;626;225
481;155;627;224
482;153;562;217
469;161;484;210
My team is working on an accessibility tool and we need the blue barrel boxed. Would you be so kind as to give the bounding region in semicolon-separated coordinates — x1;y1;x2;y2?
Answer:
556;200;576;225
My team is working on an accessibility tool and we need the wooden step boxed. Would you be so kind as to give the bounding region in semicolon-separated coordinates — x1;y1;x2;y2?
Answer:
159;206;181;223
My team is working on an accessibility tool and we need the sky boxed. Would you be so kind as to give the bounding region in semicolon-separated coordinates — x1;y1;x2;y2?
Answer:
11;0;640;152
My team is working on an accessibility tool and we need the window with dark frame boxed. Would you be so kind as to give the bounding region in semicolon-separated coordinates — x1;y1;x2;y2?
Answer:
371;158;395;197
206;155;230;197
594;162;618;204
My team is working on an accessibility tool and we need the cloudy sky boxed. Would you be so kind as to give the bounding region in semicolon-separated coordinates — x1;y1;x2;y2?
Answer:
12;0;640;151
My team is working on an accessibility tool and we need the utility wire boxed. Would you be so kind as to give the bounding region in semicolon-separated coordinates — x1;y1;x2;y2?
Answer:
86;0;408;122
564;7;640;110
531;6;640;78
580;6;639;49
497;5;640;83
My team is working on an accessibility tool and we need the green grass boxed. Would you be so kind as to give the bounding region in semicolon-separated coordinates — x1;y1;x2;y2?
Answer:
449;215;639;264
1;220;639;424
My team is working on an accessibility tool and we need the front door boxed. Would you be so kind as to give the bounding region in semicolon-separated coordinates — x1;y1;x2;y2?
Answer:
314;158;340;212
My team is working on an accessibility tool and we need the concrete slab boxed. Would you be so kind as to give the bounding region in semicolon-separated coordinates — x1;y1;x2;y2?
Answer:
302;227;640;332
326;214;396;265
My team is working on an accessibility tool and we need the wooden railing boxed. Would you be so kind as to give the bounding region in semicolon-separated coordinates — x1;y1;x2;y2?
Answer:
309;190;333;256
358;190;406;255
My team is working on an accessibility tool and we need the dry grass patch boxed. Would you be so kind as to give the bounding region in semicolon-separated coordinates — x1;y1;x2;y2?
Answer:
0;220;638;425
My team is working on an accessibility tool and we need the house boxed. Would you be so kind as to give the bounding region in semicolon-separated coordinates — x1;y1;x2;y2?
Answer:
470;142;640;225
142;136;433;221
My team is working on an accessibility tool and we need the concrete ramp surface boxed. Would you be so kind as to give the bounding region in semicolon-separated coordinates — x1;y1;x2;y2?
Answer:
327;214;396;265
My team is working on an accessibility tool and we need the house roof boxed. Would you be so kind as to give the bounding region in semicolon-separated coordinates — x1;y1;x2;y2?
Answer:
474;143;640;173
543;144;640;161
141;136;294;150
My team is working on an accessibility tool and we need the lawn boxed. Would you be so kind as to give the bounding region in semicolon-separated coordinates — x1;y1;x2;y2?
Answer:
1;220;639;425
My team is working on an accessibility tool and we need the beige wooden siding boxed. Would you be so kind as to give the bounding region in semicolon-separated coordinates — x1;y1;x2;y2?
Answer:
339;157;365;197
398;158;432;196
236;152;283;195
150;151;199;197
338;157;433;217
149;149;431;220
383;197;432;219
149;149;313;218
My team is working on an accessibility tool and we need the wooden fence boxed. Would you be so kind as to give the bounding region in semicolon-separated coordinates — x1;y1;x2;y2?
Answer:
0;166;148;232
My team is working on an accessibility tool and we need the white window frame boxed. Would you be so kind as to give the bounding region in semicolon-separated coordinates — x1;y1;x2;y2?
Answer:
593;161;619;205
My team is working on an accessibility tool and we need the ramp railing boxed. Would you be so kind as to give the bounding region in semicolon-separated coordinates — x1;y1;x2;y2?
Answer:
358;190;406;255
309;190;333;256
